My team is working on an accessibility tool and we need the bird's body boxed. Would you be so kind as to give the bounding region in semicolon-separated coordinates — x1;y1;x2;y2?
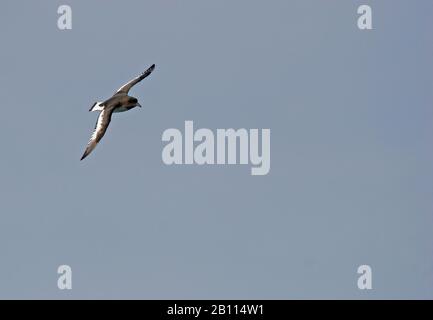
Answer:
81;64;155;160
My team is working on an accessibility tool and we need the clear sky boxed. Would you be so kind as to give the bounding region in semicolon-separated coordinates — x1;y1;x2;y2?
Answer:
0;0;432;299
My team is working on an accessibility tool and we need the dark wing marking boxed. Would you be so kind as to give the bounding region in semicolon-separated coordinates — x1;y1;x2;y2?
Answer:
80;109;114;160
115;64;155;95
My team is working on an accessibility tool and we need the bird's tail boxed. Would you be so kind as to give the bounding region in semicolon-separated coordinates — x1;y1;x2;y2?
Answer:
89;101;104;112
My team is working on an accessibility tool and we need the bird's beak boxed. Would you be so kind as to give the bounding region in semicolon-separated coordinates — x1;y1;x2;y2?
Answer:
137;103;142;108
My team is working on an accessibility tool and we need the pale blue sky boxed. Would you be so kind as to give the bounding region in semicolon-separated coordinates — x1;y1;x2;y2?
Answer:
0;0;432;299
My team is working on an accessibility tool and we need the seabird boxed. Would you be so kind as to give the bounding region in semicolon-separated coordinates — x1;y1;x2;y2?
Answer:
80;64;155;160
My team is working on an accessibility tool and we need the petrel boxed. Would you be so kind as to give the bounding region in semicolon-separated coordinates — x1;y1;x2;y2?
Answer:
80;64;155;160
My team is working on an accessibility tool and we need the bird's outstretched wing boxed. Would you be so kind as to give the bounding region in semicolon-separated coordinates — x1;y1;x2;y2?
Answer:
80;108;114;160
115;64;155;95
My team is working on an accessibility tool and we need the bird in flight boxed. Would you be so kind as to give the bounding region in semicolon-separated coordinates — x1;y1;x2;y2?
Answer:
81;64;156;161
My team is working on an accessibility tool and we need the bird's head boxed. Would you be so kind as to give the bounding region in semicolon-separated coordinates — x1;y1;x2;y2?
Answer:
129;97;142;108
